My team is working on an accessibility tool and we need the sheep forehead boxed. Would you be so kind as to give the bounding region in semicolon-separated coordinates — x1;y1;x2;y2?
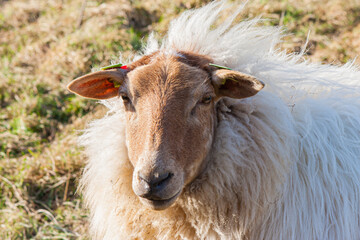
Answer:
127;54;212;102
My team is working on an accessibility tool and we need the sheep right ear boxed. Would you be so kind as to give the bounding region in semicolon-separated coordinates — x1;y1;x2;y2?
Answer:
212;69;264;99
67;69;126;100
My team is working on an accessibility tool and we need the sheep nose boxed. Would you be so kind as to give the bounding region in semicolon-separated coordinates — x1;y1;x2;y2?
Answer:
139;172;173;189
137;172;173;197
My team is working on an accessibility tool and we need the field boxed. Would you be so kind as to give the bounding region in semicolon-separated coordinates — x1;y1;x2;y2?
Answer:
1;0;359;239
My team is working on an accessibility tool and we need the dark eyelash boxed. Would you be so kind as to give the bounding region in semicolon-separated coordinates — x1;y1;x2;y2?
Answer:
120;95;130;103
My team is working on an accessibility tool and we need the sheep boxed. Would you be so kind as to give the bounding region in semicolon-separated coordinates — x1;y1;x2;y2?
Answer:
67;1;360;239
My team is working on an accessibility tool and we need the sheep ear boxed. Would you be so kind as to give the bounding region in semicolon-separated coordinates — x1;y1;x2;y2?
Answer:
212;69;264;99
67;69;126;100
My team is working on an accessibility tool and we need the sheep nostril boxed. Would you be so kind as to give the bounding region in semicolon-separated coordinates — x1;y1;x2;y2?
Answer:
154;172;173;187
137;171;174;194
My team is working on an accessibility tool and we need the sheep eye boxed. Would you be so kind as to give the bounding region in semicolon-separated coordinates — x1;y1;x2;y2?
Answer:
201;95;212;104
119;92;132;106
119;94;136;112
121;95;130;103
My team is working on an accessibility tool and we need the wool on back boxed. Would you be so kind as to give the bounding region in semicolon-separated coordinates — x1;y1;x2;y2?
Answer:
79;1;360;239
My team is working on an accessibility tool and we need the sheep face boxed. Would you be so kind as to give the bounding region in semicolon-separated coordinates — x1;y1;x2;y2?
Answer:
123;54;217;210
67;52;264;210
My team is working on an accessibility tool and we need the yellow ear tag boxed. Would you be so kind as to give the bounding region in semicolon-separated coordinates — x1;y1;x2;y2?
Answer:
107;79;121;88
209;63;238;85
101;63;123;70
209;63;232;70
113;81;121;88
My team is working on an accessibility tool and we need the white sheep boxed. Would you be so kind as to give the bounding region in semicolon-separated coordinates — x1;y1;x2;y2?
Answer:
67;1;360;239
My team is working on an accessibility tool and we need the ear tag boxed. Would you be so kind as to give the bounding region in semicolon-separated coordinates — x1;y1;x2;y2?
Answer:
101;63;128;70
209;63;232;70
101;64;128;88
228;78;238;83
112;81;121;88
210;63;238;85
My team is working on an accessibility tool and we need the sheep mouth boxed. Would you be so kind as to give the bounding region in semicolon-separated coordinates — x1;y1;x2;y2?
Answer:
139;190;182;210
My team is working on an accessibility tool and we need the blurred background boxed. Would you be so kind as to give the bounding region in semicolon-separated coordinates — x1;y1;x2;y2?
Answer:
0;0;359;238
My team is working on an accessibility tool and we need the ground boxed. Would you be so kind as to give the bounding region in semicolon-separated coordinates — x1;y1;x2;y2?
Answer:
0;0;359;239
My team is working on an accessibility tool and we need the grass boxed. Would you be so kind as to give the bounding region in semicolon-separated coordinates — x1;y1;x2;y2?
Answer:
1;0;359;238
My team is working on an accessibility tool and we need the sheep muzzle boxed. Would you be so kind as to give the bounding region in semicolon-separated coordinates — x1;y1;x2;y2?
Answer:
132;165;184;210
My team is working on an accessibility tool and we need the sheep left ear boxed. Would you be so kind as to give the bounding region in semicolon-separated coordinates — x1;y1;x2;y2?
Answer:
67;69;126;100
212;69;264;99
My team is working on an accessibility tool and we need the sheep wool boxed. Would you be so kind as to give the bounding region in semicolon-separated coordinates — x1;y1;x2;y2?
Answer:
78;1;360;239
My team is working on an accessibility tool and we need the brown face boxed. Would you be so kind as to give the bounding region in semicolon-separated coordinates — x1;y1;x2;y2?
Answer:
121;55;216;209
67;51;264;210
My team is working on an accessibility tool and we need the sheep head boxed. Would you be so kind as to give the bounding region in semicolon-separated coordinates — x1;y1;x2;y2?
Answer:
67;51;264;210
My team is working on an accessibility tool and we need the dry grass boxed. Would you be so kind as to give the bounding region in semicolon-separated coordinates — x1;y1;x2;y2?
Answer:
0;0;359;238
